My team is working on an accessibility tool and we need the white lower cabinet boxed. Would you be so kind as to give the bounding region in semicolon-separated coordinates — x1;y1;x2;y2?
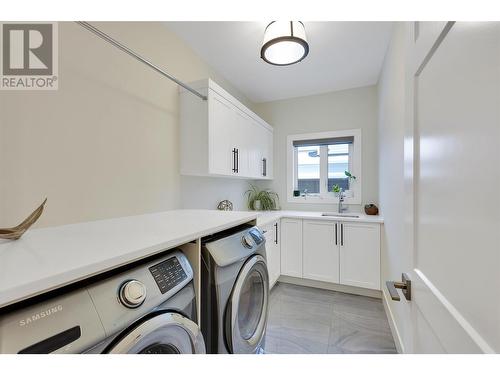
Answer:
279;218;381;291
303;220;340;283
280;218;303;278
339;222;381;290
262;220;281;289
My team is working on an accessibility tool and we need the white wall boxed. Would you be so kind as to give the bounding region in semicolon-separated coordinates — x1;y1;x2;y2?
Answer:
254;86;379;212
0;22;254;228
377;23;411;352
180;176;251;211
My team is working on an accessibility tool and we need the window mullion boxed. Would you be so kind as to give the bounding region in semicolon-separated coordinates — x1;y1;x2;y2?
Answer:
293;147;298;190
320;145;328;195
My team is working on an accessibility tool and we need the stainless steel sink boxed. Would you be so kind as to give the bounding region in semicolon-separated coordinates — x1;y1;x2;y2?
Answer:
321;213;360;218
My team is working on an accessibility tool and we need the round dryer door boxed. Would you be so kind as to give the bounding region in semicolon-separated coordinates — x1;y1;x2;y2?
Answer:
106;311;205;354
225;254;269;354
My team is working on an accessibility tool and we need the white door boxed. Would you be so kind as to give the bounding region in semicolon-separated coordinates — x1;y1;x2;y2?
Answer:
251;119;264;179
263;221;280;289
402;21;500;353
234;110;252;177
280;218;303;278
208;92;238;176
303;220;339;283
340;222;380;290
263;126;273;179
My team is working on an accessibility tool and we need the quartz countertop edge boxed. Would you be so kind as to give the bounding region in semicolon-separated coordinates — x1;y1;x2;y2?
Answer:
0;209;258;309
256;210;384;227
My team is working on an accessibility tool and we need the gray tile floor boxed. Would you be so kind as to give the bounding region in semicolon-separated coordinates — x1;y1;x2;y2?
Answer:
264;282;397;354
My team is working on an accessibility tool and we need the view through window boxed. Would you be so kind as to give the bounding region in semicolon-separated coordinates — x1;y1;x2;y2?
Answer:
294;136;353;196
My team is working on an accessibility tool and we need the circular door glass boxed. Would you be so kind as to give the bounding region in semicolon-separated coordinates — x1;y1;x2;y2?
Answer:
106;312;205;354
237;269;265;340
139;343;180;354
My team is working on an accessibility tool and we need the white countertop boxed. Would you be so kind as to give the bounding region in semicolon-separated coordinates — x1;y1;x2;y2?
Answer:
0;209;258;309
256;210;384;227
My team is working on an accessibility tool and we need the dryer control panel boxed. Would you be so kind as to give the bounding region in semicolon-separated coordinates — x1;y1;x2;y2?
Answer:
149;257;188;294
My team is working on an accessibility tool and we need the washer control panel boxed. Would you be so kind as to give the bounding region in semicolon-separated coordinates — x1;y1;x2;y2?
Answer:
149;256;188;294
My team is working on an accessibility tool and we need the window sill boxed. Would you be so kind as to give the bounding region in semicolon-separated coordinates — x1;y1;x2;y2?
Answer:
287;195;361;205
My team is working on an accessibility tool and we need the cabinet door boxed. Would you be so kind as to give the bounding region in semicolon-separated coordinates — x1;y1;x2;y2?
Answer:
208;92;238;176
303;220;340;283
340;222;380;290
263;221;280;289
243;114;259;178
280;219;303;278
234;110;256;177
263;126;273;179
252;122;266;179
255;124;273;180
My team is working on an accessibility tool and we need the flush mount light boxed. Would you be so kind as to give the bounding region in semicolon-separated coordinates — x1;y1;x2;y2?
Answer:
260;21;309;66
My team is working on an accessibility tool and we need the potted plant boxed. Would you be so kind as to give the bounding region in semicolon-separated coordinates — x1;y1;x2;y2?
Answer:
245;185;280;211
332;171;356;194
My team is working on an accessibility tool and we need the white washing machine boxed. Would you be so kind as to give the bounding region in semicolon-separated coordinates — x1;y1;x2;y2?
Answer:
0;250;205;354
201;225;269;354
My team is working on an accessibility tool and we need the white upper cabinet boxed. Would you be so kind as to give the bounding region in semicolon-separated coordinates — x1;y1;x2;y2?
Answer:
179;79;273;179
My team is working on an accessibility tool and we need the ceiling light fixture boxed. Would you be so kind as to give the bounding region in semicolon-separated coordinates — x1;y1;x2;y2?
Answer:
260;21;309;66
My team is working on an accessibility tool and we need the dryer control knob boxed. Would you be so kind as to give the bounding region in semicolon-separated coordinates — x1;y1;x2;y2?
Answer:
119;280;147;308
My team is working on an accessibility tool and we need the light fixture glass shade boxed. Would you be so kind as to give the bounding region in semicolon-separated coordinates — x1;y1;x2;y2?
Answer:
261;21;309;66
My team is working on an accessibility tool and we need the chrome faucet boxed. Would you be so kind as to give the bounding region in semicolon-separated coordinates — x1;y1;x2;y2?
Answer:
338;188;347;213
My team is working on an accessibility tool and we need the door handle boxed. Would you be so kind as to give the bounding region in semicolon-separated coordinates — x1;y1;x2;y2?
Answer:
386;273;411;301
274;222;278;244
262;158;267;176
340;223;344;246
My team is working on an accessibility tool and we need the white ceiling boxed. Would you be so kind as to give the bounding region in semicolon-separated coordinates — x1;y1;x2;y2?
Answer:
166;22;393;103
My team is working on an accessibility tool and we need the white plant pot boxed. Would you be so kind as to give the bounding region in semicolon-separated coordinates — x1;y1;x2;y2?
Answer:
253;200;262;211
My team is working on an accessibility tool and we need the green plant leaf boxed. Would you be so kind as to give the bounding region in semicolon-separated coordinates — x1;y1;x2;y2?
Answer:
345;171;356;179
245;185;279;211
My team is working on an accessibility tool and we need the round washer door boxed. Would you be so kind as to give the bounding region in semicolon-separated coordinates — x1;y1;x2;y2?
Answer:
106;311;205;354
225;254;269;354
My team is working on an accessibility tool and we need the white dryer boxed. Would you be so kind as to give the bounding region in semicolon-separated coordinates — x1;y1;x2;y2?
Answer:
201;225;269;354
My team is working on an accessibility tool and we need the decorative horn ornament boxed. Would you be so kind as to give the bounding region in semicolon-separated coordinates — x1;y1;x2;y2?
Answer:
0;198;47;240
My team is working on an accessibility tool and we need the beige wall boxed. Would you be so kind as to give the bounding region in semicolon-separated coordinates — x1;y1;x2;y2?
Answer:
254;86;379;212
0;22;254;228
377;23;410;352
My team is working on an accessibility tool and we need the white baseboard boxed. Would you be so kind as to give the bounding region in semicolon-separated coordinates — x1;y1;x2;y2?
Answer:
278;275;382;299
382;289;405;354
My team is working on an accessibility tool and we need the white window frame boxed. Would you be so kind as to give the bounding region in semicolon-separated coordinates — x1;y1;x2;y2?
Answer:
287;129;362;204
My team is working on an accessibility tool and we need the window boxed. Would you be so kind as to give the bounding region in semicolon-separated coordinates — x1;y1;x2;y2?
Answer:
287;129;361;204
296;145;321;193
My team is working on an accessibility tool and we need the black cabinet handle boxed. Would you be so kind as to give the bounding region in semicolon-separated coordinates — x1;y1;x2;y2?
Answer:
262;158;267;177
232;148;237;173
335;223;338;245
236;148;239;173
274;222;278;244
341;223;344;246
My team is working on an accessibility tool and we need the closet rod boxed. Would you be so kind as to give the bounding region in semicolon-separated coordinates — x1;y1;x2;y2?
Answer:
75;21;207;101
